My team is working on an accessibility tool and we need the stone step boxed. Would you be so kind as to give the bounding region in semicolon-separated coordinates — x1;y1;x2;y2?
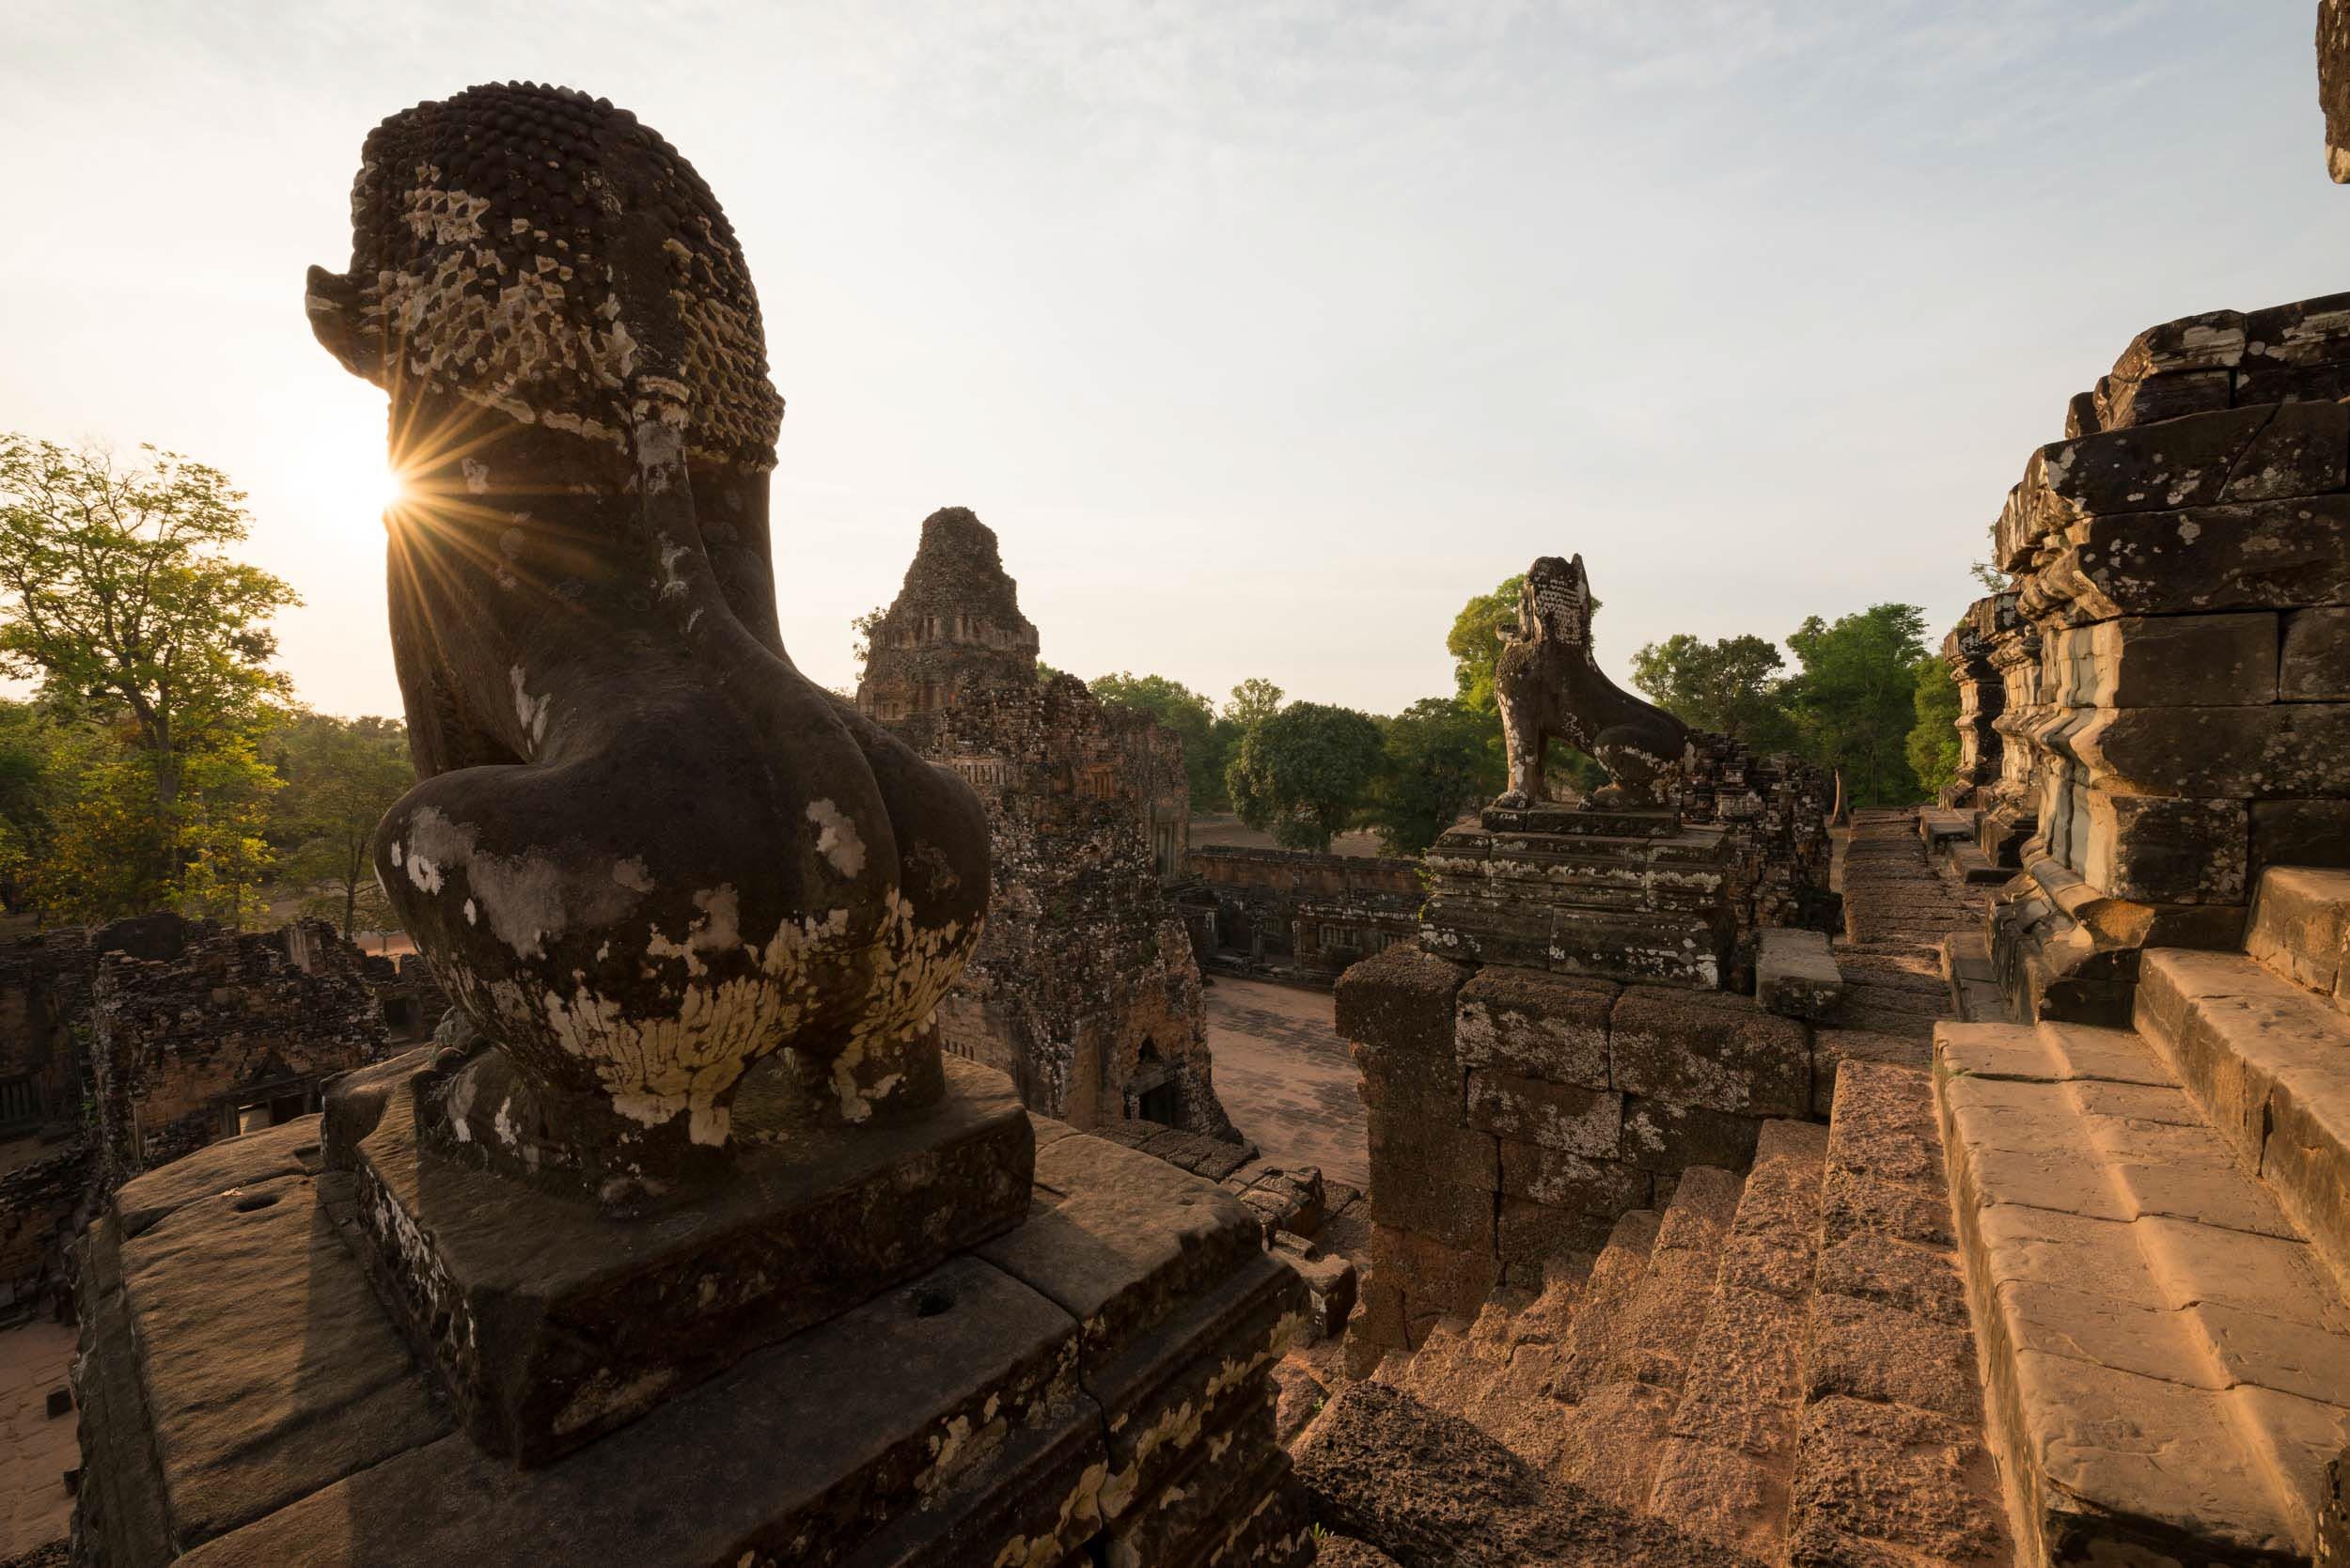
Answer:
1646;1119;1829;1561
1936;1018;2350;1563
2245;865;2350;1008
1948;840;2010;886
2137;946;2350;1296
1793;1058;2012;1566
1544;1168;1741;1513
1292;1380;1768;1566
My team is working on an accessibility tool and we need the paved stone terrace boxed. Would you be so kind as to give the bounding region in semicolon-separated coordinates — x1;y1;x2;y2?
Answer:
1201;977;1370;1190
0;1322;76;1561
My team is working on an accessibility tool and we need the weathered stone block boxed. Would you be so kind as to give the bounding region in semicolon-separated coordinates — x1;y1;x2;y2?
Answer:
2043;614;2280;709
2024;402;2345;539
1335;945;1465;1065
1497;1198;1616;1278
2113;308;2248;383
1609;987;1810;1117
2094;367;2233;431
2049;495;2350;620
1619;1097;1765;1173
1497;1138;1652;1215
2066;702;2350;799
2253;799;2350;875
1756;928;1843;1021
1465;1072;1620;1156
1454;966;1615;1088
330;1053;1034;1466
1367;1223;1497;1325
2083;793;2248;905
1365;1142;1494;1253
1354;1041;1464;1125
2244;291;2350;370
1366;1114;1496;1195
2285;608;2350;701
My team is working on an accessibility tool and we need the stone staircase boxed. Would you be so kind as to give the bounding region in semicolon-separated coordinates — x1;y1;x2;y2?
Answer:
1935;865;2350;1563
1363;1068;2010;1564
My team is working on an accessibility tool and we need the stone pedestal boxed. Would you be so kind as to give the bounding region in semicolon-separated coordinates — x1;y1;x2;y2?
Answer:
326;1051;1036;1465
1420;805;1736;990
72;1074;1310;1568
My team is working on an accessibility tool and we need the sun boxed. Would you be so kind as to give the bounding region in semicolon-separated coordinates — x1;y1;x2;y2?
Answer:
368;463;411;520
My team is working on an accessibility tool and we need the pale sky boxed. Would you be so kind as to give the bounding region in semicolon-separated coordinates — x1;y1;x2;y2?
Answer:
4;2;2344;719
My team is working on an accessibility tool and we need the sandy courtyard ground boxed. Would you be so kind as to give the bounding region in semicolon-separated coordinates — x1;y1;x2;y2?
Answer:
1200;976;1369;1191
0;1321;77;1559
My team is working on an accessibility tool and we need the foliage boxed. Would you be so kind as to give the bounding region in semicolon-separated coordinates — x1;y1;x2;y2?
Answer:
1629;633;1796;749
1782;603;1930;808
1225;701;1384;853
1224;678;1285;729
1091;672;1226;810
849;604;885;677
0;435;298;913
1364;697;1503;855
269;711;415;936
1905;652;1962;799
1445;575;1522;715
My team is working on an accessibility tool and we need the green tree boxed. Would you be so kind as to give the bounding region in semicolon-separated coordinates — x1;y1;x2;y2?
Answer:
1445;575;1523;714
0;699;71;909
1092;672;1224;810
270;711;415;936
1629;633;1796;748
1225;701;1383;853
1225;678;1285;729
1782;604;1930;808
1906;652;1961;799
0;436;297;907
1365;697;1503;855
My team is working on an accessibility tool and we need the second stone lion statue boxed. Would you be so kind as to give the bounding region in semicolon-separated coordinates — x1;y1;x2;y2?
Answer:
1494;554;1690;810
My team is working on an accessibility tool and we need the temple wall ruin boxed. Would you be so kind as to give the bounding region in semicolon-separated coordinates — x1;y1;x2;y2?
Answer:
858;507;1233;1136
84;915;385;1187
1174;844;1423;983
1962;294;2350;1023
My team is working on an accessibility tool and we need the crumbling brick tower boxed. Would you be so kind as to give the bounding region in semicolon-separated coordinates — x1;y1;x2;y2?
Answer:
857;506;1236;1137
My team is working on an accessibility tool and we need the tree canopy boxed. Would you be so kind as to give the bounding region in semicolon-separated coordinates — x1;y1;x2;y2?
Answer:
1906;652;1961;800
1225;678;1285;729
1629;633;1796;749
0;436;299;921
1445;574;1522;714
1225;700;1383;853
1365;697;1500;855
269;711;415;937
1782;603;1930;808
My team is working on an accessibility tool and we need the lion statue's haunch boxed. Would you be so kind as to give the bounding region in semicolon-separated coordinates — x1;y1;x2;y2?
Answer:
306;83;991;1194
1494;555;1690;809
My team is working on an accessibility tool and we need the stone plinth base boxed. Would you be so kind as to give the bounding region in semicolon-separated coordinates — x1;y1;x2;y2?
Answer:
1335;945;1812;1359
323;1049;1033;1465
73;1105;1308;1567
1986;852;2245;1026
1420;808;1735;989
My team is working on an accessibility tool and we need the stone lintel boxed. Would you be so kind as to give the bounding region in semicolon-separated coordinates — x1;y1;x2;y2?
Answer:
330;1050;1034;1466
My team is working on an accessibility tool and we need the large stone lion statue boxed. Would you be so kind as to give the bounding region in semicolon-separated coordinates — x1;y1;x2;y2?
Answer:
1493;554;1690;810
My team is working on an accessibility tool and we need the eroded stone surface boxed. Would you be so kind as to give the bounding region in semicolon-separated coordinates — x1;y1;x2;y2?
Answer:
308;84;993;1184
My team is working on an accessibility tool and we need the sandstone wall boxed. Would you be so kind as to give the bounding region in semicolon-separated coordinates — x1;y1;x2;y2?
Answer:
1178;844;1423;981
89;917;384;1186
1979;294;2350;1021
1337;945;1819;1353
